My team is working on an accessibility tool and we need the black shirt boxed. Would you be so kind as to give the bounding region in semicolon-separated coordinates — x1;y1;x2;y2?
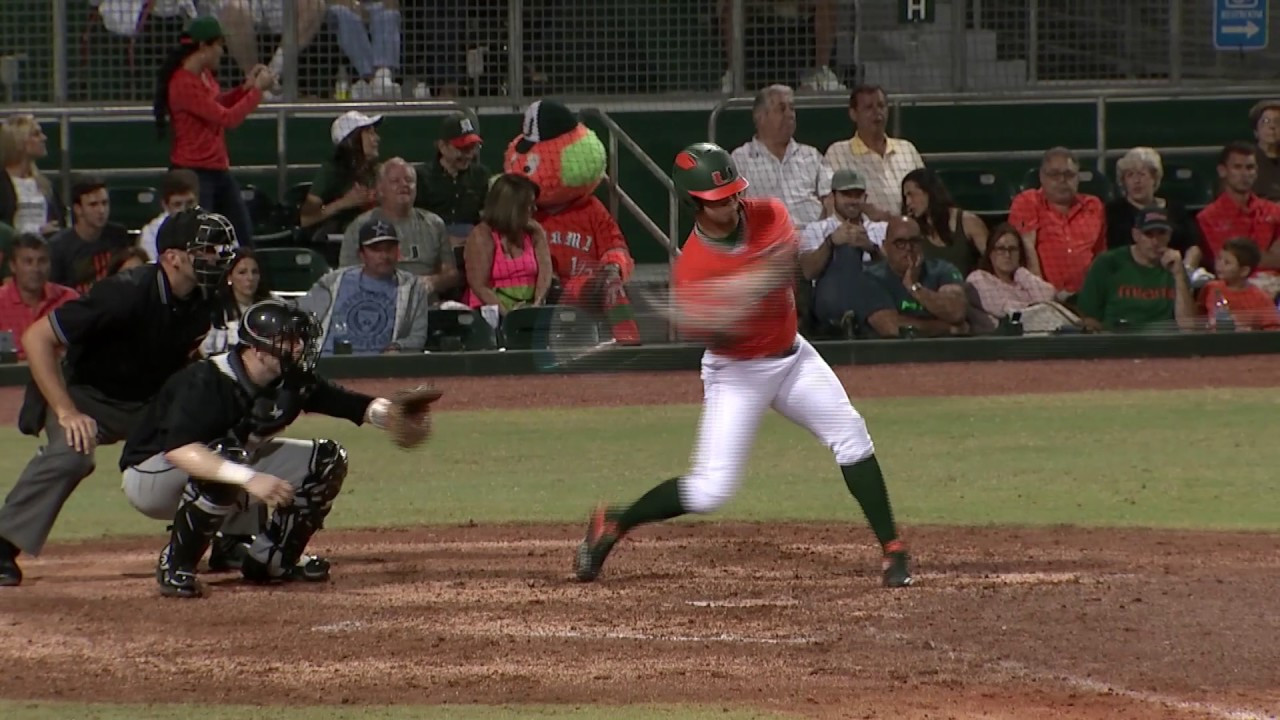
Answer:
1254;146;1280;202
851;257;966;338
47;222;133;293
50;264;211;402
120;350;375;469
414;156;490;225
1104;198;1199;254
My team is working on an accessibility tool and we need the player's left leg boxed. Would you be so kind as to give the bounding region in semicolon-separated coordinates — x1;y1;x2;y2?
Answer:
239;438;348;583
770;338;912;587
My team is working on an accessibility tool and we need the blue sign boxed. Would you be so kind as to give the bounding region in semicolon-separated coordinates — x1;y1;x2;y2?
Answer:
1214;0;1268;51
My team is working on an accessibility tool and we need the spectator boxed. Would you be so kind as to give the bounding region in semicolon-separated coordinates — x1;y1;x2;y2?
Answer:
215;0;325;97
200;250;271;356
1249;99;1280;201
299;111;380;239
966;222;1057;318
731;84;832;229
153;16;272;250
1105;147;1201;267
298;219;430;355
1199;237;1280;331
462;174;553;315
850;216;968;338
1008;147;1106;295
340;159;458;304
824;85;924;219
97;0;197;37
717;0;844;92
0;114;62;236
108;247;152;275
328;0;403;99
1077;207;1194;332
902;168;989;277
47;178;133;293
139;169;201;261
1195;141;1280;272
0;234;78;360
799;168;885;329
416;112;491;247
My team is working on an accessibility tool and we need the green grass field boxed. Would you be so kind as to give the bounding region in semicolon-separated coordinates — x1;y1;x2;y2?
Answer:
2;387;1278;719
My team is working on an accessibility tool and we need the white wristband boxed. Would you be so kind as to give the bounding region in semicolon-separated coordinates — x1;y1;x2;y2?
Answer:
215;461;255;486
366;397;391;429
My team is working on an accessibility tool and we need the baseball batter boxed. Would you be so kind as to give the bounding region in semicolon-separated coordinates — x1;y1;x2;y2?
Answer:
574;142;912;588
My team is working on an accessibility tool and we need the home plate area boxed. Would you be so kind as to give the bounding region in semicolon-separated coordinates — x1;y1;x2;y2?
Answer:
1;523;1278;720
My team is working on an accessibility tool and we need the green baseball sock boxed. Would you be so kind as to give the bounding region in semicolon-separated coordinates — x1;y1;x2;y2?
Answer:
616;477;686;534
841;455;899;549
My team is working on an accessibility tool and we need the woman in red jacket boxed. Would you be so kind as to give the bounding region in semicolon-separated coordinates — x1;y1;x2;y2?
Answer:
152;16;274;249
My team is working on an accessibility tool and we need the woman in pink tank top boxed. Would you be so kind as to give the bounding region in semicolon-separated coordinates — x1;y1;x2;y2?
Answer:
463;173;553;313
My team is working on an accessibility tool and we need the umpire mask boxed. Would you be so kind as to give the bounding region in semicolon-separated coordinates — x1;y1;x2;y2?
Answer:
239;299;323;378
189;210;238;292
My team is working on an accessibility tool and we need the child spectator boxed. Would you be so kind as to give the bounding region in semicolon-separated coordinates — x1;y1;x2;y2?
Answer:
139;169;201;261
1199;237;1280;331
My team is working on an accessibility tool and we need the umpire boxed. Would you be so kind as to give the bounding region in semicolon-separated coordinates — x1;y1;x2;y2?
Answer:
0;208;235;586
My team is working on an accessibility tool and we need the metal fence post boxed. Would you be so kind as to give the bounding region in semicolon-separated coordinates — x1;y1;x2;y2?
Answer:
52;0;67;103
281;0;299;102
59;113;72;208
951;0;969;92
1169;0;1183;85
607;130;620;222
1027;0;1038;84
730;0;745;97
507;0;524;104
1095;96;1107;175
277;108;288;198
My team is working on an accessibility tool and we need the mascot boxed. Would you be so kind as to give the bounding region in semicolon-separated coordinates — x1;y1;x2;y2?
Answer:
504;99;641;345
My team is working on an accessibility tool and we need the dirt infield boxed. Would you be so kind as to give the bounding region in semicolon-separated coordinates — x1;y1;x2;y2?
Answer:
1;356;1279;719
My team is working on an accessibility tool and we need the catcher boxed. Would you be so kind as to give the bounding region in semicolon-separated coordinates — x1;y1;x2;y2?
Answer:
118;298;440;598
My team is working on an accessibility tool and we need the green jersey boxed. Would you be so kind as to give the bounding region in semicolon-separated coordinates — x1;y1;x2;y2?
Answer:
1076;247;1176;330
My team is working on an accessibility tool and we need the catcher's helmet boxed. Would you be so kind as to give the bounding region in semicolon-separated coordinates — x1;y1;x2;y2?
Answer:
238;298;322;375
672;142;749;206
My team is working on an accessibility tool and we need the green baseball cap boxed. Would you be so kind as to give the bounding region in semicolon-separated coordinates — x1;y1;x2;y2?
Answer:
185;16;224;43
831;168;867;192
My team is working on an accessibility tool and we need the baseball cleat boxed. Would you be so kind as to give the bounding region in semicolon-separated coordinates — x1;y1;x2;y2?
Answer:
574;504;624;582
241;554;331;584
157;566;204;598
882;544;913;588
0;554;21;587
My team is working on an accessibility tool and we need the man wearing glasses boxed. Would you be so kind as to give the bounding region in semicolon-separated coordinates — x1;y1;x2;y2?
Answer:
1007;147;1107;297
849;217;969;339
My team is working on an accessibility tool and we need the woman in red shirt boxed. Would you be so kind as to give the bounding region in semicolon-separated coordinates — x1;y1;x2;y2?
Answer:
152;16;273;249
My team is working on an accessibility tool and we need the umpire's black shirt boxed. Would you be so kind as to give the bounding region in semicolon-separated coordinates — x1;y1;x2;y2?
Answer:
120;350;375;469
50;264;210;402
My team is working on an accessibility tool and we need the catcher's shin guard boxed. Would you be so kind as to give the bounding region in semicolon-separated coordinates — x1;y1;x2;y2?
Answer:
159;480;244;597
244;439;348;582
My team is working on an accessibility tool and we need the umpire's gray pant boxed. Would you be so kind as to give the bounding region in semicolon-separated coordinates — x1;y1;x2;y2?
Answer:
121;438;321;523
0;385;147;556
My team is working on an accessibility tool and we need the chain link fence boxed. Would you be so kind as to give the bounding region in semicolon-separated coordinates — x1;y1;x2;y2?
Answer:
2;1;1278;105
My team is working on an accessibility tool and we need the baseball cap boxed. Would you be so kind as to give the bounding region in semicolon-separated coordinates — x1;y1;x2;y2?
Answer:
155;209;199;254
1133;206;1172;233
358;218;399;246
830;168;867;192
185;16;224;43
439;112;482;148
331;110;382;146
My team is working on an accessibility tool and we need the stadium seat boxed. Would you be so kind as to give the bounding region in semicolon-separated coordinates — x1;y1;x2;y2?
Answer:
500;305;601;351
283;182;313;226
1021;167;1116;203
426;308;497;351
1157;164;1217;211
239;184;293;245
256;247;330;295
108;186;157;231
934;168;1017;218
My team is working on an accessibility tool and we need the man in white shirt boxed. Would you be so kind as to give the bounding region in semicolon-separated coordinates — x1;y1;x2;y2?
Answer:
730;84;833;229
139;170;200;261
798;168;887;330
823;85;925;220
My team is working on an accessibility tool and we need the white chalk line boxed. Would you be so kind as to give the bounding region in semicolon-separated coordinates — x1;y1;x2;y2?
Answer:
309;617;820;646
684;598;799;608
864;625;1277;720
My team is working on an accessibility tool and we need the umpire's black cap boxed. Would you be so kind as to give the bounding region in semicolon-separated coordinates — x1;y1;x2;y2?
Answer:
155;209;201;254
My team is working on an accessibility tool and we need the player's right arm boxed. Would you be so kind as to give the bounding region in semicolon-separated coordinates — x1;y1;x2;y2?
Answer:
22;318;92;452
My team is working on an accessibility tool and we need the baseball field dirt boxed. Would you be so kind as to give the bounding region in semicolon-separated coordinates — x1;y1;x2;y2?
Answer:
1;356;1278;720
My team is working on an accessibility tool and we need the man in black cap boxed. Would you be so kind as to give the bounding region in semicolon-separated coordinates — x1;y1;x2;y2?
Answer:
416;111;491;247
0;209;235;586
1077;206;1195;332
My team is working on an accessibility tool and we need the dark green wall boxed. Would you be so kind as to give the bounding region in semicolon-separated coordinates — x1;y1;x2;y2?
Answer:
45;96;1268;263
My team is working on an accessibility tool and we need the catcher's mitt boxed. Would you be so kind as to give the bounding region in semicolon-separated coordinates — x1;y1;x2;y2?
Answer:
385;385;444;449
